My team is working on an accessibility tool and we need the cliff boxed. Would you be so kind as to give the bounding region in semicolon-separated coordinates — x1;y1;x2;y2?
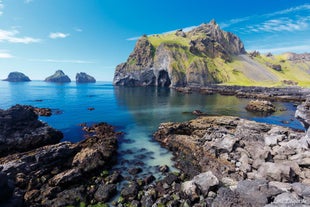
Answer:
3;72;31;82
45;70;71;83
76;72;96;83
113;20;310;87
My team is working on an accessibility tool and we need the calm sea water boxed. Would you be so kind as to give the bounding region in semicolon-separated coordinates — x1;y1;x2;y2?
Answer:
0;81;303;177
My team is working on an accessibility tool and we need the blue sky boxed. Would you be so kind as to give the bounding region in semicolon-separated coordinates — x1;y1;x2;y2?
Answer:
0;0;309;81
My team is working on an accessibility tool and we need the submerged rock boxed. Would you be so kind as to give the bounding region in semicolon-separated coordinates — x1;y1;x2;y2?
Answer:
76;72;96;83
3;72;31;82
245;99;276;114
0;105;63;157
45;70;71;83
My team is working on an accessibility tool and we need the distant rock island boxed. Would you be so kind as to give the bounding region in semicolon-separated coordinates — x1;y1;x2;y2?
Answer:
113;20;310;87
45;70;71;83
76;72;96;83
3;72;31;82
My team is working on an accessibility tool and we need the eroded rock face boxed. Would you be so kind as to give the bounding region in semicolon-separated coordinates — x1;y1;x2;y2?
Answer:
45;70;71;83
113;20;245;87
76;72;96;83
3;72;31;82
0;105;63;157
0;122;119;206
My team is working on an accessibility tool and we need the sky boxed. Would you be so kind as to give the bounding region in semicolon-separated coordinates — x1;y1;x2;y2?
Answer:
0;0;309;81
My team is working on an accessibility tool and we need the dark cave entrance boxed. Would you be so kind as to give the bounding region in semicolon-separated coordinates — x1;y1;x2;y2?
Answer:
157;70;171;87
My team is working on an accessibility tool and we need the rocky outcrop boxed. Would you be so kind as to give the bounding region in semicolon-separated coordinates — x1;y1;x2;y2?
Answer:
45;70;71;83
0;105;63;157
3;72;31;82
76;72;96;83
245;100;276;114
153;115;310;206
295;97;310;141
0;122;119;206
113;20;245;87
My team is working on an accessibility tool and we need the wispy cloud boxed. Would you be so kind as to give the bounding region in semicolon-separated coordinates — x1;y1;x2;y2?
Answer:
49;32;70;39
220;3;310;29
0;51;13;58
29;58;95;64
244;17;309;33
126;36;140;41
74;28;83;32
0;0;4;16
0;29;40;43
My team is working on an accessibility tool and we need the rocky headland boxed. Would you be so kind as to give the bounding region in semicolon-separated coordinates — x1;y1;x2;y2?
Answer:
3;72;31;82
76;72;96;83
113;20;310;87
45;70;71;83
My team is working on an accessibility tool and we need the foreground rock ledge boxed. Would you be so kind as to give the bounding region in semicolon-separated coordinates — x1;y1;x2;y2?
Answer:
0;105;63;157
0;121;119;206
154;115;310;206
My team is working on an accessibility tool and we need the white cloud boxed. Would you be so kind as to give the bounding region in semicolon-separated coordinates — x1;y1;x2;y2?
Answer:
29;58;95;64
245;17;309;33
0;29;41;43
49;32;70;39
220;3;310;29
126;36;140;41
0;51;13;58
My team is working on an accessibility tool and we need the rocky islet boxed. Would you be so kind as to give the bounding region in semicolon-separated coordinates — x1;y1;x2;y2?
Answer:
3;72;31;82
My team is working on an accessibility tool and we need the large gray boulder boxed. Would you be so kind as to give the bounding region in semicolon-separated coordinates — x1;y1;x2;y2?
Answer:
45;70;71;83
76;72;96;83
3;72;31;82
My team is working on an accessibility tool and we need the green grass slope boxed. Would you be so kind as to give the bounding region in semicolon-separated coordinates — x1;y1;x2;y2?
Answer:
147;32;310;87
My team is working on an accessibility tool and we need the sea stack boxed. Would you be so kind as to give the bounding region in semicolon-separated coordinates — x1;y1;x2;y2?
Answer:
76;72;96;83
45;70;71;83
3;72;31;82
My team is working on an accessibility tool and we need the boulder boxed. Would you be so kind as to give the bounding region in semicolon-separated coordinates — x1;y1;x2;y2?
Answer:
45;70;71;83
94;183;117;202
182;171;219;196
295;97;310;141
0;105;63;157
76;72;96;83
3;72;31;82
245;100;276;113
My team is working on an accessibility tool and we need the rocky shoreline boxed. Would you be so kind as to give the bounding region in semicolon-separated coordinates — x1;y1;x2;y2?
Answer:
1;96;310;206
175;85;310;103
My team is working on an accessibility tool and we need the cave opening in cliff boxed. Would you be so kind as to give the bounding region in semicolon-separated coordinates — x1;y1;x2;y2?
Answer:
157;70;171;87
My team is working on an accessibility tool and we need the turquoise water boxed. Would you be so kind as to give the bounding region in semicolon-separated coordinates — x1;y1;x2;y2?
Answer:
0;81;303;176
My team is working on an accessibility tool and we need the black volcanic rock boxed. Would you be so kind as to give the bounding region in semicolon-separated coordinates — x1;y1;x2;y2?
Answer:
3;72;31;82
76;72;96;83
0;105;63;157
45;70;71;83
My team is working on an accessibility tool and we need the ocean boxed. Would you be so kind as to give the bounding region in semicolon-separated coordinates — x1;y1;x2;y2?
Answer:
0;81;303;177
